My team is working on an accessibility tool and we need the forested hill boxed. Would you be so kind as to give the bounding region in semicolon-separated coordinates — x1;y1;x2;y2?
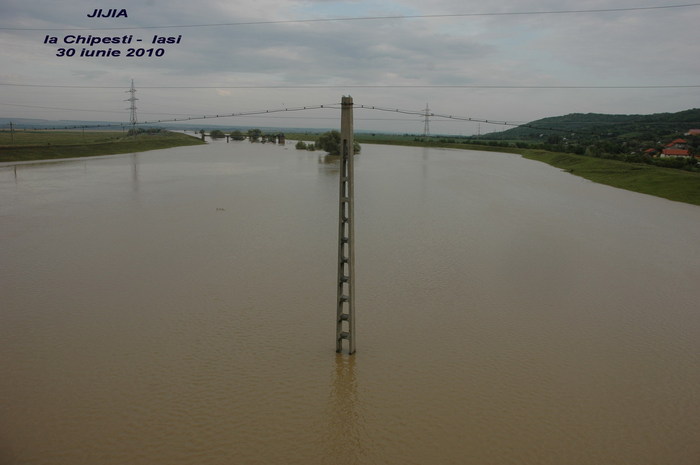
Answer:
484;108;700;141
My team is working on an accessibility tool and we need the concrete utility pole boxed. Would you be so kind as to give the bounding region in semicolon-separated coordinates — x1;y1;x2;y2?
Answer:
423;103;431;137
336;96;356;354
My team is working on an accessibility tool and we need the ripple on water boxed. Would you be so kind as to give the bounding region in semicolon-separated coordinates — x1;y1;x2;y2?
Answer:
1;144;699;464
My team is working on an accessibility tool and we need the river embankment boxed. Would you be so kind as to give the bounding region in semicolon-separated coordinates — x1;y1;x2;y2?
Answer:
0;130;205;163
517;148;700;206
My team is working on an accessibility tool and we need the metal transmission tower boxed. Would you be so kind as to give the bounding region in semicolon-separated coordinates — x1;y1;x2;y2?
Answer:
423;103;430;137
336;96;356;354
125;79;138;135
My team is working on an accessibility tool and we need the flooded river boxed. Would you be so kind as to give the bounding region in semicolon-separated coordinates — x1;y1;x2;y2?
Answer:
1;139;699;464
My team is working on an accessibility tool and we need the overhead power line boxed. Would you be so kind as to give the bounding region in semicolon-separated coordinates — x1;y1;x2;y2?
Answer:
5;89;699;135
2;83;700;90
1;3;698;31
0;101;410;121
357;105;527;129
0;105;341;131
125;104;339;126
1;101;628;135
355;105;700;134
0;102;127;113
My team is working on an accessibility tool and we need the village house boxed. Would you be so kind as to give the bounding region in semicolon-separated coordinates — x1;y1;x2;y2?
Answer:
646;136;698;159
661;148;691;158
665;138;688;149
660;138;690;157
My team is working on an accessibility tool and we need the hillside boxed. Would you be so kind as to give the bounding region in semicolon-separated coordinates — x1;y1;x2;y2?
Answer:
483;108;700;142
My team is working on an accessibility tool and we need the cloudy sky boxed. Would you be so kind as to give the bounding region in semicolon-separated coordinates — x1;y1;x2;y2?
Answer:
1;0;699;134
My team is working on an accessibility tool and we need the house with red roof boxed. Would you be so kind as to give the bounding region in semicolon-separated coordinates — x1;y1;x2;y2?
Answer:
665;138;688;149
661;148;691;158
645;135;697;159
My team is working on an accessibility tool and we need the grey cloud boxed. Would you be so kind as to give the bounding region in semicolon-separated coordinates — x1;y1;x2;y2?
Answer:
2;0;700;131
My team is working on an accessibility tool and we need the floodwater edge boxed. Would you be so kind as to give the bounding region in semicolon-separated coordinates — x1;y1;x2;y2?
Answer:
0;131;205;163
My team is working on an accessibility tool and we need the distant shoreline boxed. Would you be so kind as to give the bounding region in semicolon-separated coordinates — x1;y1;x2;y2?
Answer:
0;130;205;163
3;130;698;206
292;133;700;207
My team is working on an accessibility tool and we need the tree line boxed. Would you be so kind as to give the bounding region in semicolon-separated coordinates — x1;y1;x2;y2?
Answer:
202;128;278;142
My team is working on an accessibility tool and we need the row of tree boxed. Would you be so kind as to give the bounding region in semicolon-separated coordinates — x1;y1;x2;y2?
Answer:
201;128;274;142
198;128;361;155
127;127;165;136
468;135;699;171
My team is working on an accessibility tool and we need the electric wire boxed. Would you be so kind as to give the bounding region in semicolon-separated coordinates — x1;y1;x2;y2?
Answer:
0;102;641;135
4;101;700;135
355;105;571;133
2;83;700;89
1;104;342;130
1;3;699;31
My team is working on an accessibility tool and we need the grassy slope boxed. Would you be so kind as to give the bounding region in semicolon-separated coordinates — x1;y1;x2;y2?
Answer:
518;149;700;206
0;131;205;162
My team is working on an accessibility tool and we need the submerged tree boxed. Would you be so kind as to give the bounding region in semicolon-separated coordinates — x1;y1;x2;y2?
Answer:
317;130;360;155
247;128;262;142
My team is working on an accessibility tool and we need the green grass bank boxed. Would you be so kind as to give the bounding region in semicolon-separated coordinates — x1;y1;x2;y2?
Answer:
518;149;700;206
0;130;205;163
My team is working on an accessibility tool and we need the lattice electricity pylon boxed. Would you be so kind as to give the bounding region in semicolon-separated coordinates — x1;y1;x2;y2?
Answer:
125;79;138;135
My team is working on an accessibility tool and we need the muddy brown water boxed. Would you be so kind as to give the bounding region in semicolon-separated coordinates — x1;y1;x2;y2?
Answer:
1;140;699;464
